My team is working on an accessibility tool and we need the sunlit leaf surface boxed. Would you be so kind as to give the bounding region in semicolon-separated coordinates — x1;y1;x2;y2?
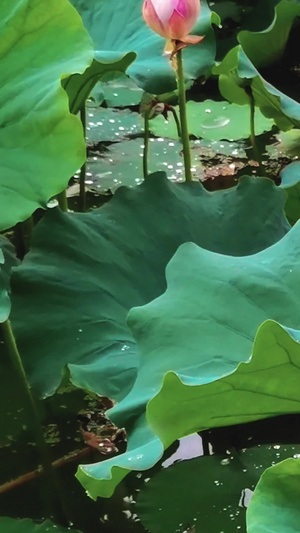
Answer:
247;458;300;533
0;0;93;231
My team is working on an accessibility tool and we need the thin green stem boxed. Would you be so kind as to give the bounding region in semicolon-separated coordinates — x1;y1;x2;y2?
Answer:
200;431;210;456
14;224;26;260
22;216;34;244
79;104;87;211
1;320;69;525
176;49;192;182
14;216;34;259
247;87;262;165
170;107;182;139
143;109;150;180
57;190;68;212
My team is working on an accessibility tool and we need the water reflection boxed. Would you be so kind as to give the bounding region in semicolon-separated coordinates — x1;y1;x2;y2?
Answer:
201;116;231;129
163;434;204;467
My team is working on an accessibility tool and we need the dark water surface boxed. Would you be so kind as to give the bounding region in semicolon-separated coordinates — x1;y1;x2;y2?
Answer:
1;341;300;533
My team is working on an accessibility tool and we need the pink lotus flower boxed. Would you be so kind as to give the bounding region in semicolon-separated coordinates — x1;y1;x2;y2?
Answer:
142;0;200;41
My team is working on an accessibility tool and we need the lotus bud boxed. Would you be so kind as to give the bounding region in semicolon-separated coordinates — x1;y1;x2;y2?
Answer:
142;0;200;41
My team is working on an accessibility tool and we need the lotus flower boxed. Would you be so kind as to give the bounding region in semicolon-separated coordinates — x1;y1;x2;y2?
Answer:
142;0;200;41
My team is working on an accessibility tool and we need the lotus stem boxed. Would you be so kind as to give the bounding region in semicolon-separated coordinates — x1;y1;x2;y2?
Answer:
0;447;92;495
246;87;261;165
200;432;210;456
57;190;68;212
170;106;182;139
22;216;34;248
143;109;151;180
175;49;192;182
0;319;69;525
14;216;34;258
14;224;26;259
79;103;87;211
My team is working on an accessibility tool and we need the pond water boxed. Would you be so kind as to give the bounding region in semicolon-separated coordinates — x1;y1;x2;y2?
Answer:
2;340;300;533
70;85;289;199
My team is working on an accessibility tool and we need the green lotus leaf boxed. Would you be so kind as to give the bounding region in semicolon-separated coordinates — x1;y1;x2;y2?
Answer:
112;223;300;441
238;0;300;69
278;129;300;159
101;74;144;108
142;234;300;445
86;108;143;142
77;421;163;498
149;100;273;141
0;0;93;231
10;173;289;400
85;130;247;191
62;52;136;115
86;138;201;190
247;458;300;533
136;444;298;533
78;224;300;498
86;72;144;109
280;161;300;226
214;46;300;130
0;517;82;533
69;0;218;94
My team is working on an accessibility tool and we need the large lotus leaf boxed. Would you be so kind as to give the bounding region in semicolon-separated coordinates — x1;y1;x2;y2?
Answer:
84;136;248;191
280;161;300;226
86;72;144;108
77;419;164;498
136;444;298;533
0;518;82;533
214;46;300;131
113;223;300;434
86;138;201;190
101;74;144;107
86;99;272;144
238;0;300;69
69;0;218;94
0;0;93;231
86;108;143;142
136;455;248;533
11;173;289;402
77;226;300;499
247;458;300;533
149;100;273;141
62;52;136;115
278;129;300;158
